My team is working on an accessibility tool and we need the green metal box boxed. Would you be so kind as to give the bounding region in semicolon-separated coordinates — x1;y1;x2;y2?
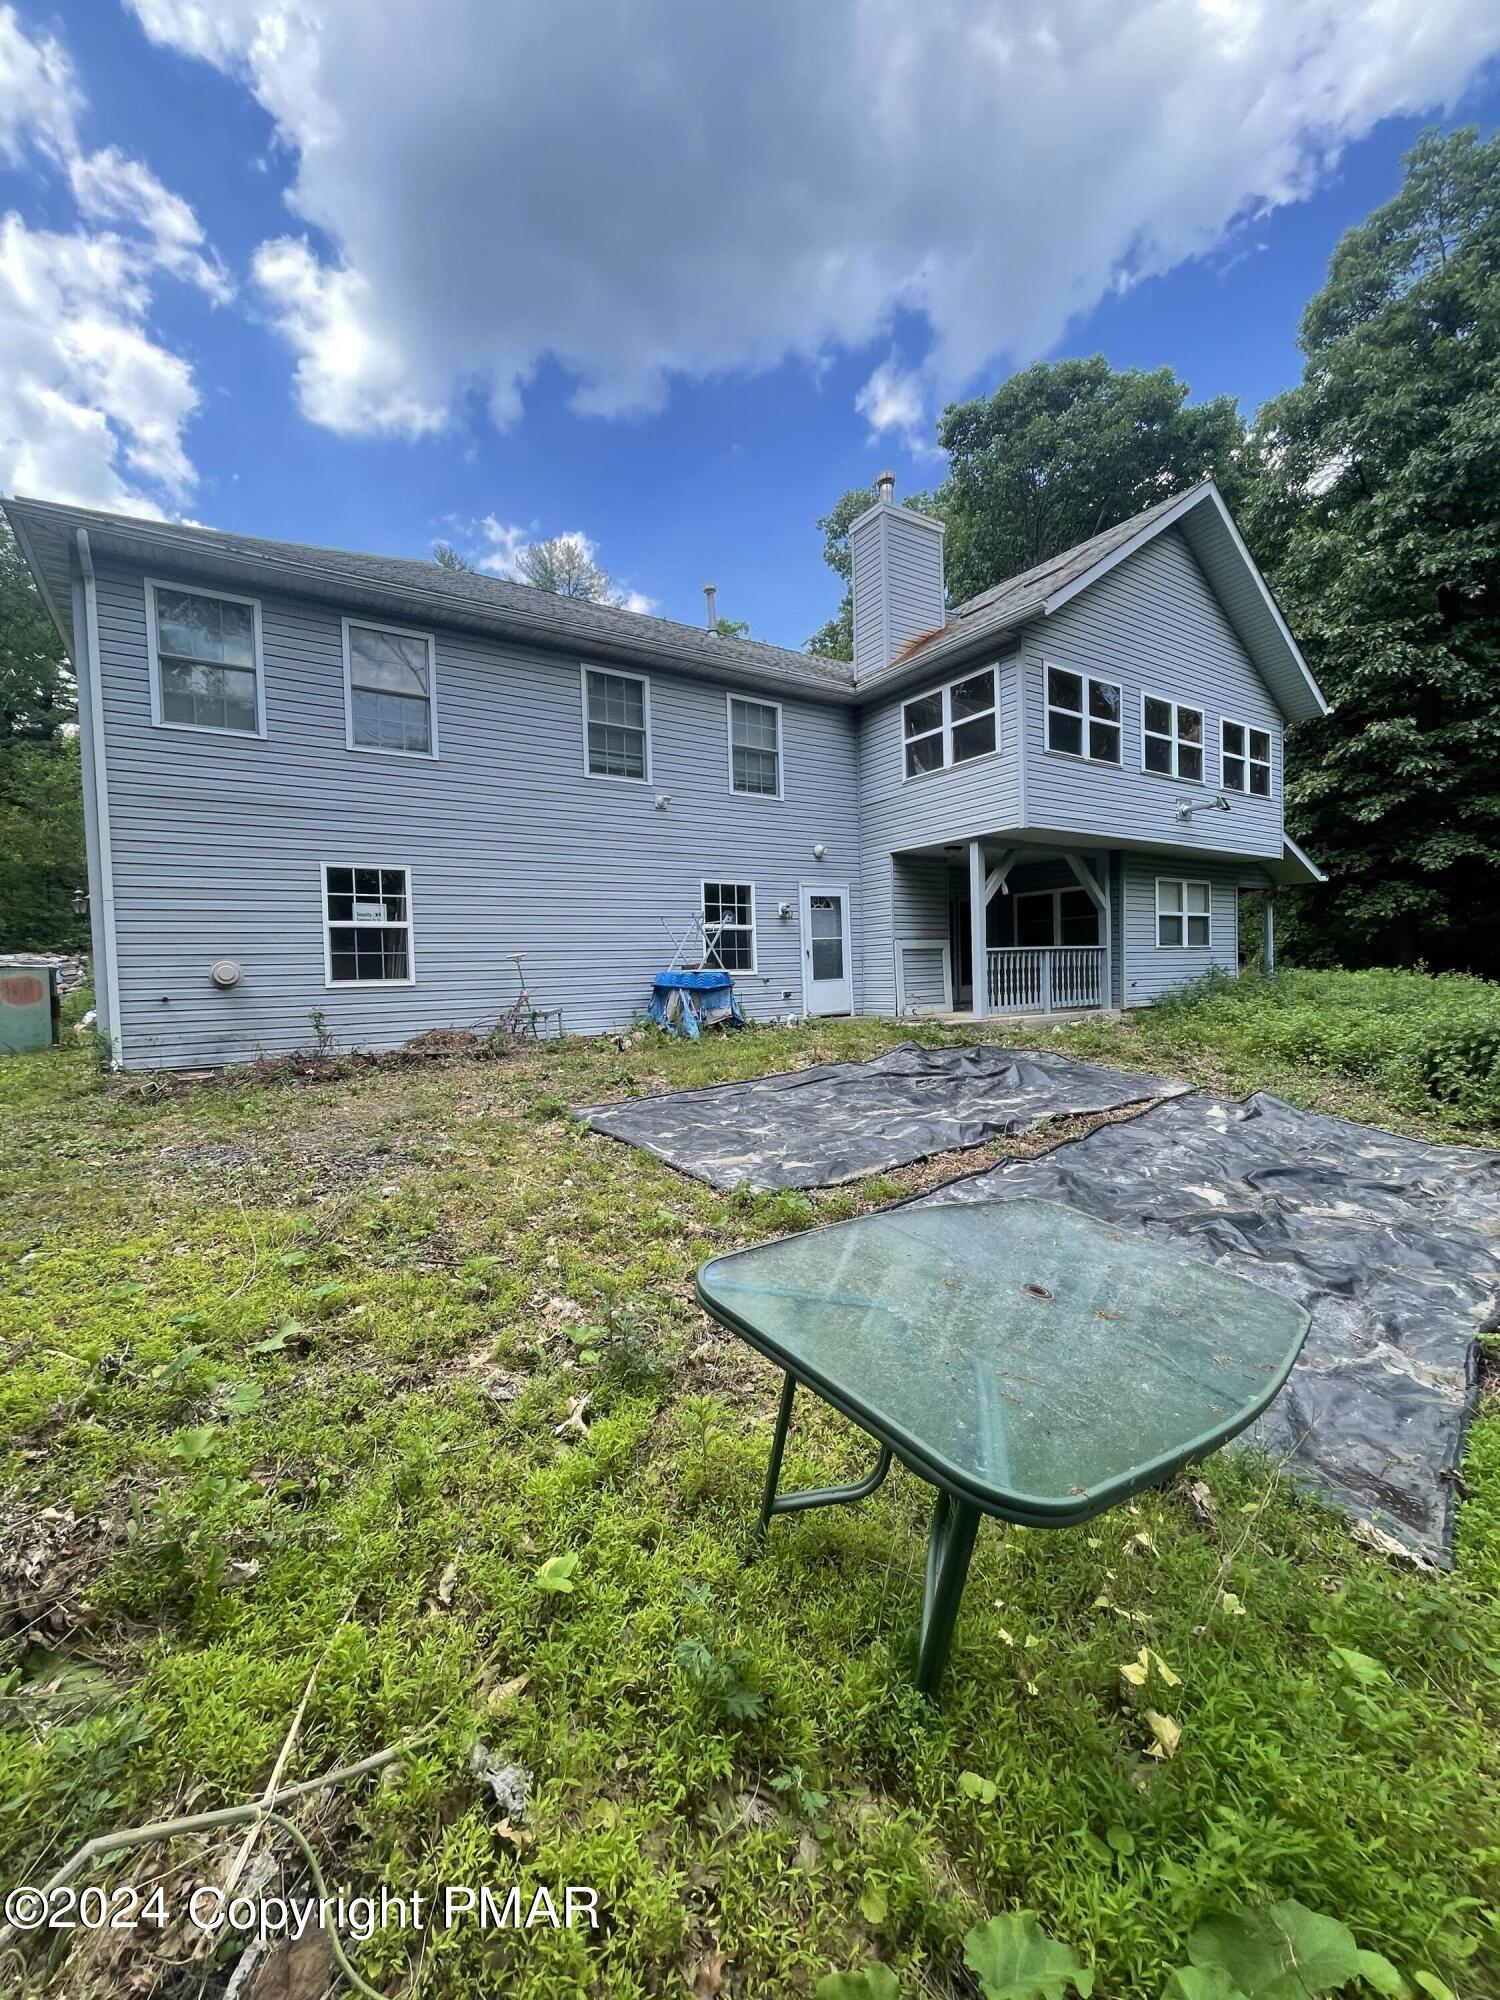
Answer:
0;959;60;1053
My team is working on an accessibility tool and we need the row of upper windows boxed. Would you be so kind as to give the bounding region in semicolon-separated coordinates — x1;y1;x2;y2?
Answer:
143;580;787;798
898;660;1276;798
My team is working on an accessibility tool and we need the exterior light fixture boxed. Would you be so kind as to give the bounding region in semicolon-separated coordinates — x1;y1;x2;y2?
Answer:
71;887;89;917
812;842;827;860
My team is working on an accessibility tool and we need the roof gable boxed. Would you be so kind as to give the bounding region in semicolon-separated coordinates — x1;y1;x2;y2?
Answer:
863;481;1328;723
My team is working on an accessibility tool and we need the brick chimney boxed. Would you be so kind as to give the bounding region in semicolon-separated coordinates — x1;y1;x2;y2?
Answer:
848;472;946;679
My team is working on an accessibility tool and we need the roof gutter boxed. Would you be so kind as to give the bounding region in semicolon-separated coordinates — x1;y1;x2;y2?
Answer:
74;529;123;1067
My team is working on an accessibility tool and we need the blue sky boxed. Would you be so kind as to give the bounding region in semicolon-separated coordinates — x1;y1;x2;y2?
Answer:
1;2;1497;650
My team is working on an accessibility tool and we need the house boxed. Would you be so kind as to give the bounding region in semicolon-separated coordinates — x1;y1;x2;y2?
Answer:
2;477;1326;1069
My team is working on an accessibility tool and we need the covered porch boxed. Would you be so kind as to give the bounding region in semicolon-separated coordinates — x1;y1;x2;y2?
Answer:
892;841;1116;1020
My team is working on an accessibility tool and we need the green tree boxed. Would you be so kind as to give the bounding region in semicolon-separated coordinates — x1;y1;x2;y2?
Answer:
432;541;474;572
937;357;1247;604
0;521;85;950
1;521;74;738
515;533;622;603
0;737;86;951
1245;127;1500;975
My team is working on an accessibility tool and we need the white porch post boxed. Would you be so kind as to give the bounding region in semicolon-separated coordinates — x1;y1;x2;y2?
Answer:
968;839;988;1019
1263;889;1276;973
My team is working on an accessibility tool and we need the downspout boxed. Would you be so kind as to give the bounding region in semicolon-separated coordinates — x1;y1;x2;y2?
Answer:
74;530;123;1067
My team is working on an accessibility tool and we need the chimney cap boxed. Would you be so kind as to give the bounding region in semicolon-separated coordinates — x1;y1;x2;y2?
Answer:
876;470;896;503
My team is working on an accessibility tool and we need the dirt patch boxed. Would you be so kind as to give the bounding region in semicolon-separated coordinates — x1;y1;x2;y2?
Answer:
0;1499;130;1652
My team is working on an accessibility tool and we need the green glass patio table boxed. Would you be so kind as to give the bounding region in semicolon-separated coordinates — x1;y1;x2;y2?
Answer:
695;1198;1310;1697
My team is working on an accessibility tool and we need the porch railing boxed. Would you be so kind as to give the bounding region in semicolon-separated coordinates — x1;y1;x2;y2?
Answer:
986;946;1104;1013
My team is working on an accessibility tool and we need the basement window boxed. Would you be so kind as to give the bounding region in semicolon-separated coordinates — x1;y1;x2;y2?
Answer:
1221;718;1272;796
701;881;756;973
345;621;437;756
1045;666;1122;764
1156;878;1212;949
902;666;997;777
1142;694;1205;782
323;866;414;985
147;581;264;735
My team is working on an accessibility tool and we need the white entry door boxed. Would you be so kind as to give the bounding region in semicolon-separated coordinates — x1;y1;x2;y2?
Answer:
800;881;853;1015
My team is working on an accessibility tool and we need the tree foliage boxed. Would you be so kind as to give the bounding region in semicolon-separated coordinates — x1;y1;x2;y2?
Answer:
1;522;74;740
1246;127;1500;976
0;521;85;950
514;533;623;602
937;357;1248;605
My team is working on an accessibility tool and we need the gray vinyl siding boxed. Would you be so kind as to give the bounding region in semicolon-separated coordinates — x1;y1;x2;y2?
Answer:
91;559;860;1067
850;509;946;679
856;655;1022;1015
1021;528;1285;860
1119;854;1244;1008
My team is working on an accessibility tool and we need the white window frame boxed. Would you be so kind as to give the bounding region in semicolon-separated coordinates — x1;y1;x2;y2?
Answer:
1043;662;1123;766
1155;877;1213;950
580;663;653;784
700;878;757;974
1140;691;1207;784
725;692;784;800
321;863;416;989
342;617;438;760
901;664;999;780
145;577;267;738
1219;715;1274;798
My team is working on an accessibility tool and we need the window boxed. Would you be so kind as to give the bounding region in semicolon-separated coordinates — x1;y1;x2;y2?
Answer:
1142;694;1205;782
344;621;436;756
702;881;756;972
728;696;782;797
1011;887;1100;948
323;866;413;984
1221;718;1272;797
1045;666;1122;763
147;581;263;735
902;666;997;778
583;667;650;780
1156;878;1212;949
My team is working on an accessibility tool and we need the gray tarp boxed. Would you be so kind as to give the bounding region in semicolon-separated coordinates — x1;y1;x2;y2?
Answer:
573;1041;1188;1192
916;1091;1500;1566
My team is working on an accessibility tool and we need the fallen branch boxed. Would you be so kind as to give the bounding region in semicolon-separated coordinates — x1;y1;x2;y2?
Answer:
222;1606;353;1900
0;1733;430;1975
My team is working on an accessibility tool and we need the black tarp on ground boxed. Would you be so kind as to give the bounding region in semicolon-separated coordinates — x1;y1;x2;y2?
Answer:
571;1041;1188;1192
915;1091;1500;1565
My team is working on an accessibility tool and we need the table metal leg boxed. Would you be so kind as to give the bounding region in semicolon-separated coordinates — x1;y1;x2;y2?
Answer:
914;1488;982;1699
753;1373;893;1550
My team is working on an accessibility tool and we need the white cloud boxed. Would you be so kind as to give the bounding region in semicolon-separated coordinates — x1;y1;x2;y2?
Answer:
0;6;224;511
855;357;931;449
125;0;1500;445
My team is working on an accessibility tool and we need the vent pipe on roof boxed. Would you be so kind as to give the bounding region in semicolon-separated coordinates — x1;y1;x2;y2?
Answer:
876;470;895;505
703;583;718;631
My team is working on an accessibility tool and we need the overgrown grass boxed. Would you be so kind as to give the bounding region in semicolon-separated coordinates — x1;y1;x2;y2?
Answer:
0;977;1496;1998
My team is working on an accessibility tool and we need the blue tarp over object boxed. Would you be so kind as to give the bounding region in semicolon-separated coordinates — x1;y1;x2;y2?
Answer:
649;970;746;1038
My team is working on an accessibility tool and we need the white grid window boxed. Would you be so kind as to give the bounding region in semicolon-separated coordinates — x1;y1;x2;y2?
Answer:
902;666;997;778
728;697;781;797
1156;878;1212;949
584;668;650;780
345;623;435;755
1045;666;1122;764
148;582;263;735
1142;694;1205;782
324;866;413;984
702;880;756;972
1221;718;1273;797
